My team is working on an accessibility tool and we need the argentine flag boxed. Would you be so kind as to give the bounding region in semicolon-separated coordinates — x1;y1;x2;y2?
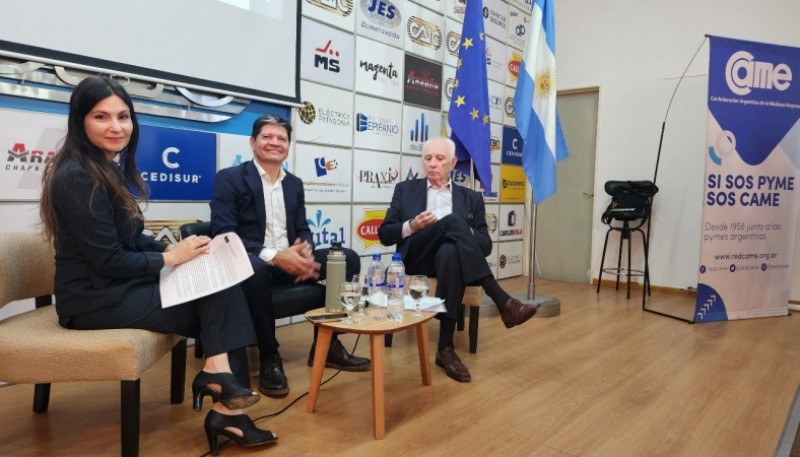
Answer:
513;0;569;205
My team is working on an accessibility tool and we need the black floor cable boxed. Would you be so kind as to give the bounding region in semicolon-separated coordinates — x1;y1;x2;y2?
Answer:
198;335;363;457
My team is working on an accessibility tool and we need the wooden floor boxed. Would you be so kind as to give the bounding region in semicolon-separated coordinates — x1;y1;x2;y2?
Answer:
1;278;799;457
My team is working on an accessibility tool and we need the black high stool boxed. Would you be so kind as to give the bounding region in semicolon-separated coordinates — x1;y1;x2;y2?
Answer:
596;180;658;299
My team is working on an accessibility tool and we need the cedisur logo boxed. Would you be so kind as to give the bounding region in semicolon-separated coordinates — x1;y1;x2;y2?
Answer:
725;50;792;96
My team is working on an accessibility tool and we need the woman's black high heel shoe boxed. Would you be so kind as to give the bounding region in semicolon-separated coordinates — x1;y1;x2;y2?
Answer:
192;371;260;411
204;410;277;455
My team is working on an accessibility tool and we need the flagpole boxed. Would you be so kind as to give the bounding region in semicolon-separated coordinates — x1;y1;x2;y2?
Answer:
510;192;560;317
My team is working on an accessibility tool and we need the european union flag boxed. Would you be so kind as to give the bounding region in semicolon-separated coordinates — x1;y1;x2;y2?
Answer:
448;0;491;190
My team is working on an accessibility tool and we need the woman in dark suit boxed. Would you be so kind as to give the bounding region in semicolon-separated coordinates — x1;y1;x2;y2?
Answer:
39;76;275;454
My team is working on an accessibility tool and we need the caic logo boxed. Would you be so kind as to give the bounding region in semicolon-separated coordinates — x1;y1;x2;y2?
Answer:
361;0;402;32
358;166;399;187
359;59;399;84
306;0;353;17
408;112;430;148
356;209;386;248
725;50;792;96
446;31;461;58
443;78;457;102
504;97;516;118
407;17;442;50
141;147;201;183
301;100;352;127
307;209;346;247
6;143;54;171
314;40;341;73
356;113;400;135
314;157;338;177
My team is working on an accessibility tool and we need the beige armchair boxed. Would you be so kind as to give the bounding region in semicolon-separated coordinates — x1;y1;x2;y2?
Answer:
0;232;186;457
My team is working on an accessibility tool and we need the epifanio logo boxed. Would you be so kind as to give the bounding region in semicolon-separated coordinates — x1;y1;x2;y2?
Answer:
725;50;792;96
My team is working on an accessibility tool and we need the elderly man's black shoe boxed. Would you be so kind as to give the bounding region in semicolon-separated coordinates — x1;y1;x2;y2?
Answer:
258;353;289;397
308;339;371;371
501;298;541;328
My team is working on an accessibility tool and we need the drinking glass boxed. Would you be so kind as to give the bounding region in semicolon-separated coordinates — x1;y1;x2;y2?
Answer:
351;274;369;317
408;275;429;317
338;281;360;325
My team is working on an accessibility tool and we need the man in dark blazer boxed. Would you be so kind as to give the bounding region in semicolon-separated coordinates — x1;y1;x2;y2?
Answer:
211;115;369;398
379;137;539;383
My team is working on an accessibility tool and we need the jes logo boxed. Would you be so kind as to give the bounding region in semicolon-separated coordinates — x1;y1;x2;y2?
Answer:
315;40;341;73
725;50;792;96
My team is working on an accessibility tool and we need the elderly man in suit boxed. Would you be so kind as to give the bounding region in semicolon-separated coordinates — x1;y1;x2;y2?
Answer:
210;115;369;398
378;137;539;383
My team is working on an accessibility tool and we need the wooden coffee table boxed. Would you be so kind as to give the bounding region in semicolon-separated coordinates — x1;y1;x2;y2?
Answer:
305;307;437;439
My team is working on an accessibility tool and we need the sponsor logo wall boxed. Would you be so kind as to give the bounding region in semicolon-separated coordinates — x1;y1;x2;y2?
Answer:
292;0;535;277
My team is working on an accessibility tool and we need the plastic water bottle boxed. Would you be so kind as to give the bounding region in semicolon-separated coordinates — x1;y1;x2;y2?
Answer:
385;253;405;321
367;254;385;290
325;242;345;312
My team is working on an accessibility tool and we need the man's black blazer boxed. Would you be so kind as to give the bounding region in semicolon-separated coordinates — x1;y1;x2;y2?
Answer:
210;160;313;254
378;179;492;259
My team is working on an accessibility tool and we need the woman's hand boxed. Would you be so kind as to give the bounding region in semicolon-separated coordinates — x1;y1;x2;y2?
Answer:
162;235;211;266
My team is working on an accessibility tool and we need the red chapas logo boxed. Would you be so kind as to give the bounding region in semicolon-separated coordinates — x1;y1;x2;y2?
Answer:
6;142;56;171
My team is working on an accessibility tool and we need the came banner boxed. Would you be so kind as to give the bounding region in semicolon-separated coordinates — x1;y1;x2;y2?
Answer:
695;36;800;322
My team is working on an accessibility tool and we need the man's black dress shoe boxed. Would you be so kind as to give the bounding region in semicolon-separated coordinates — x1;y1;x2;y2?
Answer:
435;347;471;382
501;298;541;328
258;353;289;397
307;339;371;371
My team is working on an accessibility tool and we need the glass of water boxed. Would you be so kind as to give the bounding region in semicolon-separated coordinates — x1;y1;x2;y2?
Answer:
338;281;360;325
408;275;429;317
351;274;369;317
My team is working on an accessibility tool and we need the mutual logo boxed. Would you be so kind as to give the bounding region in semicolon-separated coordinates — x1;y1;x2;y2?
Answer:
360;0;402;35
307;209;347;247
358;166;400;187
300;100;352;127
306;0;354;17
446;31;461;58
407;16;442;50
314;157;338;176
725;50;792;96
5;142;55;172
314;40;341;73
408;112;430;147
356;209;387;248
356;113;400;135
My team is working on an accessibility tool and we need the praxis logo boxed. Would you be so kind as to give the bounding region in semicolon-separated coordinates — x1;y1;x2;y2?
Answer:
725;50;792;96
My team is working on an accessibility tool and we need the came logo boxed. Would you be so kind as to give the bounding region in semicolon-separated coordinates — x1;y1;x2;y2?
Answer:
407;16;442;50
725;50;792;96
314;40;341;73
356;113;399;135
5;143;55;171
314;157;338;177
306;0;354;17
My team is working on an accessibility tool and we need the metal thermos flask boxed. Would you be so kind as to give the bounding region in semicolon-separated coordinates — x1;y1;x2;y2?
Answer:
325;242;346;312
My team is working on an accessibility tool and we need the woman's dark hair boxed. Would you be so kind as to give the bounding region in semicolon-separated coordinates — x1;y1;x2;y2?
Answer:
250;114;292;140
40;75;147;240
